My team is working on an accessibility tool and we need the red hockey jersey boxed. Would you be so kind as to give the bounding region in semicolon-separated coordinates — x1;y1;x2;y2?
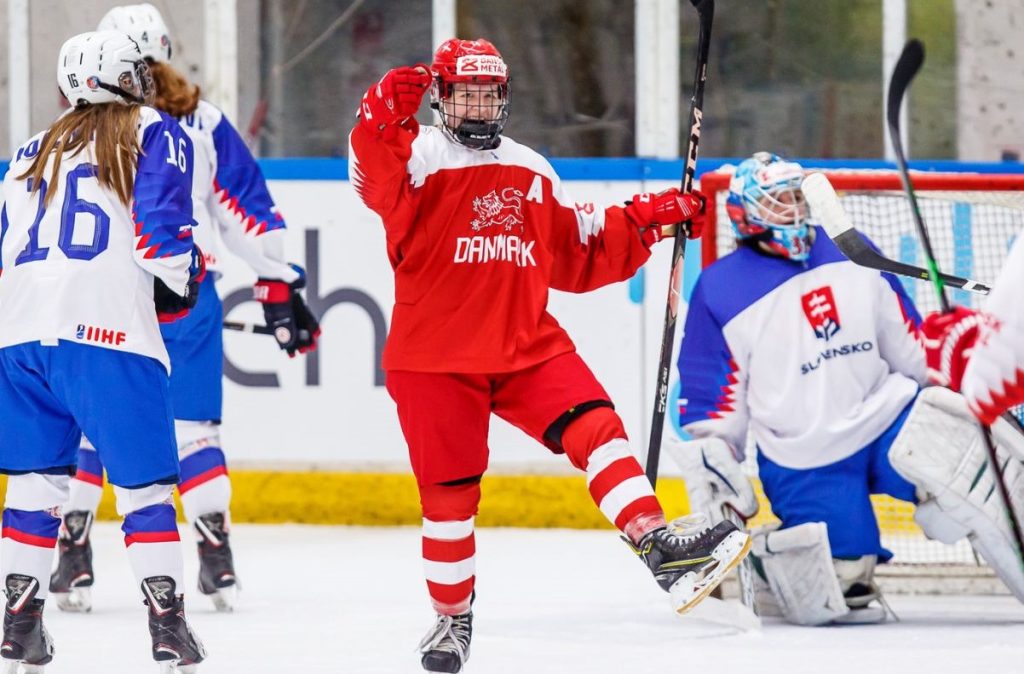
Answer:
349;120;651;373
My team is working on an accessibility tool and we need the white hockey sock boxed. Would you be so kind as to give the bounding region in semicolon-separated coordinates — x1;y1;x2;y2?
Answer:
175;421;232;523
117;486;184;592
1;510;60;601
67;444;104;515
2;474;69;602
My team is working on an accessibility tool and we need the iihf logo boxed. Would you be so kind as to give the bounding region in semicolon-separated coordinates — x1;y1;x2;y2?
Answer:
801;286;841;342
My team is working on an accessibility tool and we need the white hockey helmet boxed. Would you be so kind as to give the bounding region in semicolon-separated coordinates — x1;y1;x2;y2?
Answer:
98;3;172;63
57;31;154;107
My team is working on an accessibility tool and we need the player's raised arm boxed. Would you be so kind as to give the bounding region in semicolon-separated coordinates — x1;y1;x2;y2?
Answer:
348;64;432;223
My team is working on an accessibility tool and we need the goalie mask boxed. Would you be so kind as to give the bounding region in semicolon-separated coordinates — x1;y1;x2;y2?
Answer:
430;38;510;150
58;31;154;108
726;152;811;261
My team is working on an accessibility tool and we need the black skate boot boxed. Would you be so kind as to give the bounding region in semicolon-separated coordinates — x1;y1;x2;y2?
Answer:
49;510;94;613
194;513;237;612
627;518;751;615
1;575;54;673
142;577;206;674
418;610;472;673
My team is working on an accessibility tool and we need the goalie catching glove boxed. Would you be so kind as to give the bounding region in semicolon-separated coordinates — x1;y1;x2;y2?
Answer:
624;189;707;247
253;264;321;357
154;245;206;324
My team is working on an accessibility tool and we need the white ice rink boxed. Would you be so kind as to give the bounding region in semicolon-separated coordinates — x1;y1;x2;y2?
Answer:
36;523;1024;673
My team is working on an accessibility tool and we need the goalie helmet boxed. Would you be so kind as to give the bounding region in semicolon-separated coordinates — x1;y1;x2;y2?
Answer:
726;152;811;261
430;38;510;150
57;31;154;108
97;3;172;63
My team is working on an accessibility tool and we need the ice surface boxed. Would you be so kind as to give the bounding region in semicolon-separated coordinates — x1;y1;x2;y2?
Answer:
37;524;1024;673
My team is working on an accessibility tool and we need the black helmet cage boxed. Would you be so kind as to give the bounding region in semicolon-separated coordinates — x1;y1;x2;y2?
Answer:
431;76;511;151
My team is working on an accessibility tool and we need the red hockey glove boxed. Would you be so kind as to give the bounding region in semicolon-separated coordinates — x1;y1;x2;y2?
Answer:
155;245;206;324
624;189;707;247
359;64;431;132
921;306;982;391
254;264;321;358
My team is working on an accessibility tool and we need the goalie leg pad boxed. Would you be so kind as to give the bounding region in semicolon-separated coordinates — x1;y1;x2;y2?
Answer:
752;522;849;626
666;436;759;526
889;386;1024;602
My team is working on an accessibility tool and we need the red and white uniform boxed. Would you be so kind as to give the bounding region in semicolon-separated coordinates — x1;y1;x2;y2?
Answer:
349;107;664;617
962;234;1024;423
349;122;651;373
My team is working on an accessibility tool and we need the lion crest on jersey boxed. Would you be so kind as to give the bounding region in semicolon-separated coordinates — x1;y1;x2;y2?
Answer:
801;286;841;342
471;187;525;234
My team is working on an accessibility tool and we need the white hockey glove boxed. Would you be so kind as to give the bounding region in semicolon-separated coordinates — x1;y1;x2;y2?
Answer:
666;436;759;525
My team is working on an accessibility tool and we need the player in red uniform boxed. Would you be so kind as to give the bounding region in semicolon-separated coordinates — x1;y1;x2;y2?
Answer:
349;38;751;673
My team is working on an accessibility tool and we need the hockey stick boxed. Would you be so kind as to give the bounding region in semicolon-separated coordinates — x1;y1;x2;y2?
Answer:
887;39;1024;569
801;173;991;295
223;320;275;336
645;0;714;488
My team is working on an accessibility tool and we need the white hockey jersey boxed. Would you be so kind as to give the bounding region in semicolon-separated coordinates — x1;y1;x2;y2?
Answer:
0;106;196;370
677;228;928;470
176;100;297;283
961;233;1024;423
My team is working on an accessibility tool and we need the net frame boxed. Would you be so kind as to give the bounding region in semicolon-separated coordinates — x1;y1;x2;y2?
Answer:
697;169;1024;593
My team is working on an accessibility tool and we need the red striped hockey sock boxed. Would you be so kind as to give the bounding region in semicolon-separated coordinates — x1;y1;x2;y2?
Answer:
419;481;480;616
562;408;666;544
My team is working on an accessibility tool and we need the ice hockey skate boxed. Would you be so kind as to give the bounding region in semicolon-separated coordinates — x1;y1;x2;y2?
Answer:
418;609;472;673
194;513;238;612
1;575;54;674
49;510;94;613
627;516;751;614
142;577;206;673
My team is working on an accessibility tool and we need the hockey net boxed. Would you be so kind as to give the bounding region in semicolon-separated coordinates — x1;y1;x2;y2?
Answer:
697;169;1024;594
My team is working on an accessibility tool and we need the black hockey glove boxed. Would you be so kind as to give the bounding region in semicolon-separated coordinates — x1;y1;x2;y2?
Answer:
155;245;206;323
253;264;321;357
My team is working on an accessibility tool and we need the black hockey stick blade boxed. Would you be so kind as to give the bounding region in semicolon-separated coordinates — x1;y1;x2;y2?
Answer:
223;320;275;336
645;0;714;488
801;173;991;295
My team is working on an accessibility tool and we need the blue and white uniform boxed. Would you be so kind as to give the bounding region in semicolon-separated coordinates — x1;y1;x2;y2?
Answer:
0;106;194;486
676;228;927;558
69;100;295;525
164;99;296;422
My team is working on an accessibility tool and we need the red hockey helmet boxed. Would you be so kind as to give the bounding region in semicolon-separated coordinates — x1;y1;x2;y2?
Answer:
430;38;510;150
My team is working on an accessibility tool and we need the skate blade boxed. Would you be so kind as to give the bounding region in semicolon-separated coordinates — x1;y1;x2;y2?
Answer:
670;531;752;616
158;661;198;673
831;606;887;625
53;587;92;613
208;584;238;613
2;662;47;674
